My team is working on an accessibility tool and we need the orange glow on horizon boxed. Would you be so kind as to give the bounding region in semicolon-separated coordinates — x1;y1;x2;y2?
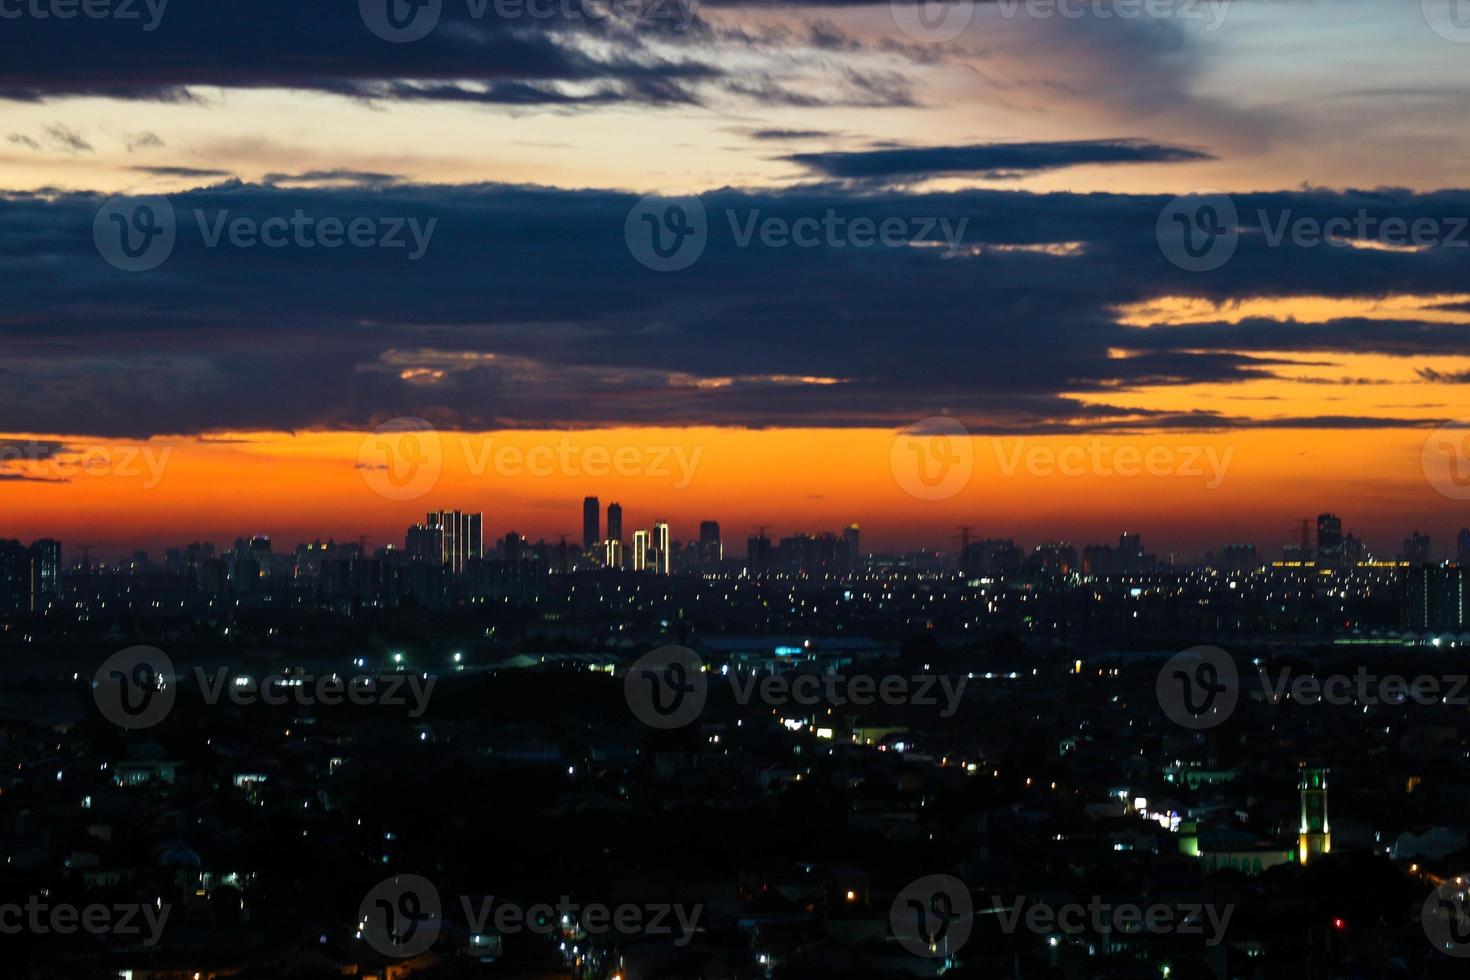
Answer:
0;425;1462;560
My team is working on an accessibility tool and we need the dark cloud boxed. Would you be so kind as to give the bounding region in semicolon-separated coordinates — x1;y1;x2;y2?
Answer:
264;170;404;187
749;128;837;141
131;166;236;179
1;182;1468;438
0;0;777;109
1416;367;1470;383
784;138;1212;183
44;124;93;153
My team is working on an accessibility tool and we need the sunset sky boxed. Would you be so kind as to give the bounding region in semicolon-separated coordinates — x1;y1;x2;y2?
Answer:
2;0;1470;558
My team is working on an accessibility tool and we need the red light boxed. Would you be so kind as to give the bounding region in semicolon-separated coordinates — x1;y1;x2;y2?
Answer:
1332;918;1347;931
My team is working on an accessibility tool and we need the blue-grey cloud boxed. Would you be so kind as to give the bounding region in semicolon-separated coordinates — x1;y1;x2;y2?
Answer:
784;139;1213;183
1;182;1468;438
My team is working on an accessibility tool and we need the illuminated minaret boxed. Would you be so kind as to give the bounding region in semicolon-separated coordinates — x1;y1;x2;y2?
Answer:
1299;766;1330;865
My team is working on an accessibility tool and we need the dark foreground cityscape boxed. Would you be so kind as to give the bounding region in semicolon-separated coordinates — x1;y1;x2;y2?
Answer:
0;505;1468;979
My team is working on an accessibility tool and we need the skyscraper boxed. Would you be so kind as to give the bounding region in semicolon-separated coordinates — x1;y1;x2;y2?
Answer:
28;539;60;612
1459;527;1470;566
1403;530;1432;565
1316;513;1343;568
583;496;599;551
406;522;442;564
698;520;722;569
654;521;671;575
607;502;623;545
632;529;650;572
843;523;860;571
426;510;484;574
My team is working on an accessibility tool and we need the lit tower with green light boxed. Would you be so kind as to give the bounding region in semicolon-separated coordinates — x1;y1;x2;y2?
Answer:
1299;766;1330;865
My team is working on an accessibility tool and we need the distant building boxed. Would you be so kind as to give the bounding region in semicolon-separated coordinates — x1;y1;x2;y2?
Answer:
843;524;861;571
1403;564;1467;631
632;529;651;572
698;521;722;570
28;539;60;611
607;502;623;545
747;533;771;573
1459;527;1470;566
1316;514;1343;567
582;496;599;551
427;510;484;573
1219;543;1258;573
1403;530;1432;564
0;540;28;615
406;522;443;563
654;522;671;575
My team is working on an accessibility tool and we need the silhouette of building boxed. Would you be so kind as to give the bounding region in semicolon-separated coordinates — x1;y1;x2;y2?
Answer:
1316;513;1343;568
698;521;722;570
427;510;484;574
582;496;599;551
654;521;671;575
633;529;651;572
1459;527;1470;565
1403;530;1432;564
607;502;623;546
